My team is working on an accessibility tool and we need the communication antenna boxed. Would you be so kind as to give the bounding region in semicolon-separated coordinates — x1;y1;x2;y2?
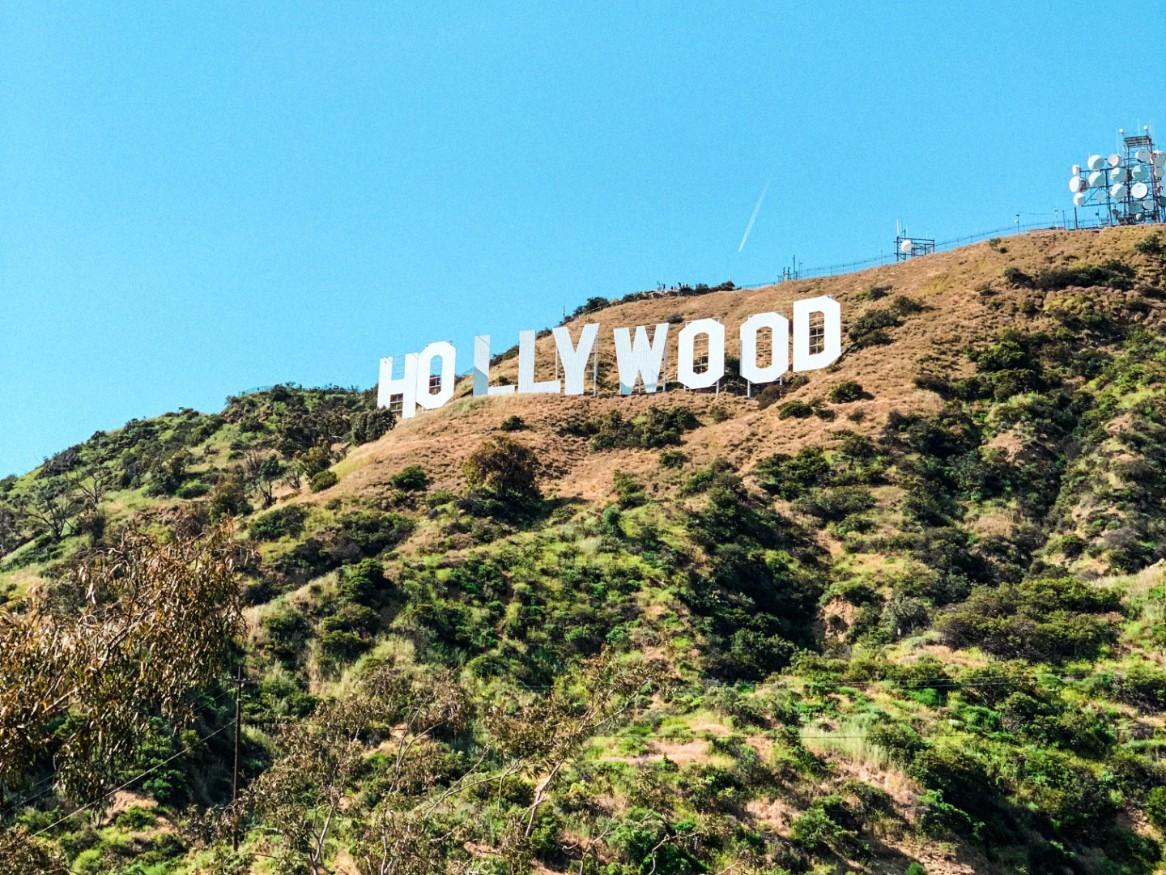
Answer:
1067;124;1163;226
895;223;935;261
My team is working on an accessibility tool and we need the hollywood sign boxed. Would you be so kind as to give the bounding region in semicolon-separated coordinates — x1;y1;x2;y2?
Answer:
378;294;841;419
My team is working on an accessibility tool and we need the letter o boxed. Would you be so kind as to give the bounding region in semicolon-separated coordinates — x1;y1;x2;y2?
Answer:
677;319;725;390
416;341;457;410
739;312;789;384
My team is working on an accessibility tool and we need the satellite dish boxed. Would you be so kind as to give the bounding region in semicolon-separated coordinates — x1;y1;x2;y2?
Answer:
1159;194;1166;208
1073;192;1087;207
1135;148;1151;163
1087;170;1106;188
1071;163;1082;175
1131;181;1149;200
899;239;913;254
1131;199;1145;213
1131;164;1151;182
1110;183;1128;199
1069;177;1086;193
1108;153;1121;168
1153;151;1166;168
1087;154;1105;171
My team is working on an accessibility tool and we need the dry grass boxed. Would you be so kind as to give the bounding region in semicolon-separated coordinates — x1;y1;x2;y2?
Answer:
308;225;1166;512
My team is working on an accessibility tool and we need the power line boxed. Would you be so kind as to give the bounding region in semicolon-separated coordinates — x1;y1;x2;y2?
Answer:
3;683;240;818
32;719;233;838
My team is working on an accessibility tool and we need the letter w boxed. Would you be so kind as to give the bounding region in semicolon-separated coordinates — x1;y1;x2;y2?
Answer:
612;323;669;395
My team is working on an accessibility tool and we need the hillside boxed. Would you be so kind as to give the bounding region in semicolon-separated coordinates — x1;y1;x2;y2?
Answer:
3;224;1166;875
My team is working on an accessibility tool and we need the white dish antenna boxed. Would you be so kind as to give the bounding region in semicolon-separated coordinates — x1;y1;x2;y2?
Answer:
1135;148;1151;163
1073;192;1087;207
1110;182;1128;199
1107;153;1121;168
1130;181;1150;200
1087;154;1106;171
1069;176;1086;193
1087;170;1107;188
1072;163;1082;175
899;238;913;254
1153;151;1166;168
1131;164;1151;182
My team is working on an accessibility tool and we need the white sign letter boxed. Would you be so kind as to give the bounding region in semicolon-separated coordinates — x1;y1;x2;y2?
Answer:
473;335;515;397
518;330;561;395
613;323;669;395
552;324;599;396
377;353;419;419
739;312;789;384
677;318;725;390
793;295;842;372
416;341;457;410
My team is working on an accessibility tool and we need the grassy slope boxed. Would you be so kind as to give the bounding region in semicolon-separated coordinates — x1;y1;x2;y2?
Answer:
4;225;1166;874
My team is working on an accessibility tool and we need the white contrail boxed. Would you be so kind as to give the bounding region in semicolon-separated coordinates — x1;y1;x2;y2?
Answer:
737;179;771;254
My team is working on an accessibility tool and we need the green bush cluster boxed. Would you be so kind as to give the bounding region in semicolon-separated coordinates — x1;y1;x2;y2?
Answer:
1004;260;1135;291
938;576;1120;662
561;407;700;450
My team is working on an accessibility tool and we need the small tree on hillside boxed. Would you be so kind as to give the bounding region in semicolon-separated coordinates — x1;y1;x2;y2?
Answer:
463;436;542;507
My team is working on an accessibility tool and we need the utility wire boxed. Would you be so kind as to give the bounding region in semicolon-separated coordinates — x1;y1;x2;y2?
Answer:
4;683;241;817
31;719;234;838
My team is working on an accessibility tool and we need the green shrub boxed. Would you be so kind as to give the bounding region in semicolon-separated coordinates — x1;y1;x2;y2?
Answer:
499;414;527;432
250;505;309;541
754;374;809;409
319;628;371;664
890;295;925;316
828;381;865;403
789;796;856;852
175;480;210;499
755;447;832;498
659;449;687;468
849;307;901;347
389;465;429;491
938;576;1119;662
335;510;414;555
113;805;157;830
568;407;700;450
319;603;379;663
309;469;338;492
777;400;813;419
208;473;252;518
612;471;647;509
261;605;312;665
681;458;737;495
793;485;875;522
340;558;387;607
1004;261;1135;291
1147;786;1166;830
882;594;930;638
1114;661;1166;711
1135;232;1164;257
463;435;541;505
708;404;732;423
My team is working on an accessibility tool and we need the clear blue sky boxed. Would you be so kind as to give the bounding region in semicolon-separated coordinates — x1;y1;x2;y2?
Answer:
2;1;1163;476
